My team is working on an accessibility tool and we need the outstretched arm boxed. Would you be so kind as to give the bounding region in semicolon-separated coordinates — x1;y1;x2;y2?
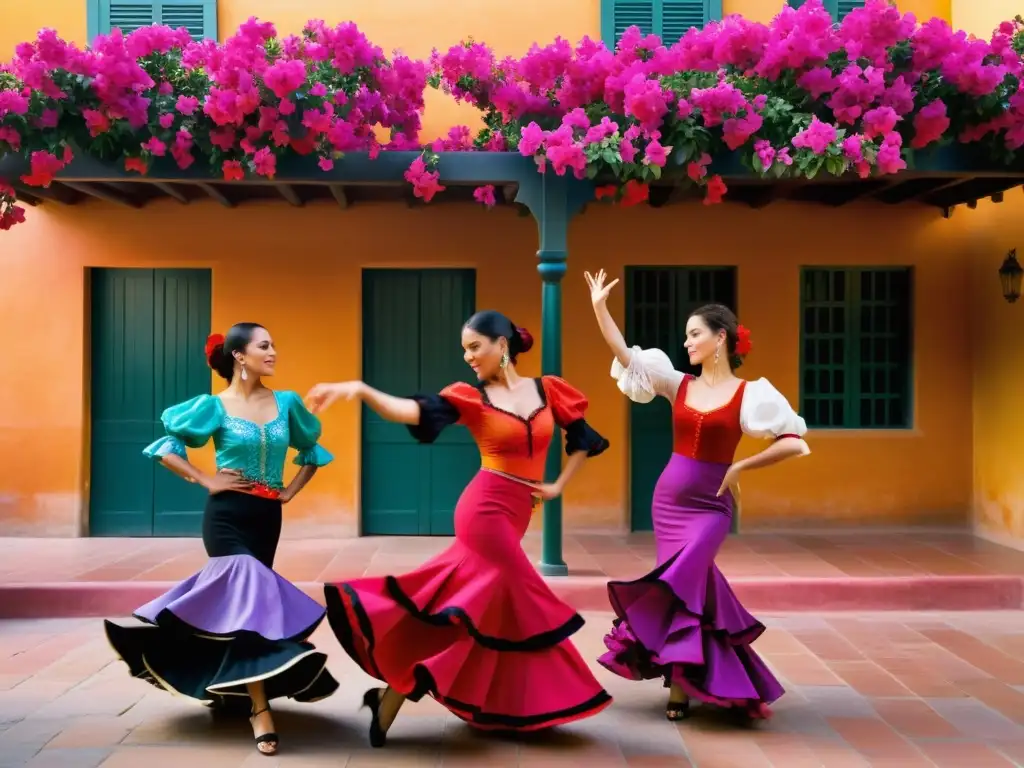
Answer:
586;269;631;368
359;383;422;425
305;381;421;424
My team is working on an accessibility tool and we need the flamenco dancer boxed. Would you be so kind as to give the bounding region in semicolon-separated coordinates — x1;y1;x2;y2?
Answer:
585;270;810;723
306;310;612;747
103;323;339;756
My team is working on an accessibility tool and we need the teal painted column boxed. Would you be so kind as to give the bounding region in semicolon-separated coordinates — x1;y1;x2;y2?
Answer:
515;172;593;577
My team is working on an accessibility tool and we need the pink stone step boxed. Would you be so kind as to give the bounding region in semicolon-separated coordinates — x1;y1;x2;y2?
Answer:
1;574;1020;619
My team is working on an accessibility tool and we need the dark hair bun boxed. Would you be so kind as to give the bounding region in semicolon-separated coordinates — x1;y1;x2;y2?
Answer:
207;344;235;382
516;327;534;354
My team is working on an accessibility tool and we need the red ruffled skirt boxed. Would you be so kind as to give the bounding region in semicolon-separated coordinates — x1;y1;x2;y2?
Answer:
324;470;611;731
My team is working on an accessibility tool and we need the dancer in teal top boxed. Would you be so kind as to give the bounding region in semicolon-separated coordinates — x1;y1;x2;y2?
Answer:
104;322;339;758
143;389;332;490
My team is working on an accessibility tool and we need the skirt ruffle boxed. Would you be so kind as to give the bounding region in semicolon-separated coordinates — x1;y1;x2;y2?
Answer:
105;553;338;706
597;545;784;708
325;541;611;731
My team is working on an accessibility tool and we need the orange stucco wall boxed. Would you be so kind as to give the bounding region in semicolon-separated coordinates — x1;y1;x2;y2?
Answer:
954;4;1024;548
2;0;1008;538
0;198;976;536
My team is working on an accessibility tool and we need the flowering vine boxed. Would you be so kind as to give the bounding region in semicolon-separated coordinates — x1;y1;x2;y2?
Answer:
429;1;1024;203
2;1;1024;230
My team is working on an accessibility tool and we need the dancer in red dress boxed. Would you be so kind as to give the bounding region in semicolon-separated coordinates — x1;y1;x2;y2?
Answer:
306;310;612;747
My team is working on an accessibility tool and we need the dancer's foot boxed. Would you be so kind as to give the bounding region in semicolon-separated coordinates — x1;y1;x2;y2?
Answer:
666;682;690;721
666;699;690;721
747;702;772;720
249;705;278;756
362;688;388;748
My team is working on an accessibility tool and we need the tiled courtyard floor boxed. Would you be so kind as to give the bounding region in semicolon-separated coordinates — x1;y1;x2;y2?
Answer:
3;530;1023;584
2;611;1024;767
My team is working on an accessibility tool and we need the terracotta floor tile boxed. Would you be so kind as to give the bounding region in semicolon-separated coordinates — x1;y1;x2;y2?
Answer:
919;629;1024;686
765;654;845;686
826;716;926;760
829;661;914;697
791;629;866;661
870;698;959;739
916;741;1018;768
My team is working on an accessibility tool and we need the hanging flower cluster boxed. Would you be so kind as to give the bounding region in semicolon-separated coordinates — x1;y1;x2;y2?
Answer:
430;0;1024;204
0;17;427;227
2;0;1024;230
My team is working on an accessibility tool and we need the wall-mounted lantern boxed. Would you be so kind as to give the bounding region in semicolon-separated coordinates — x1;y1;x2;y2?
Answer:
999;249;1022;304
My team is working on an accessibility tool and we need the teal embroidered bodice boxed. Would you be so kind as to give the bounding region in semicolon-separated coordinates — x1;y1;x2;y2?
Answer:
142;390;333;489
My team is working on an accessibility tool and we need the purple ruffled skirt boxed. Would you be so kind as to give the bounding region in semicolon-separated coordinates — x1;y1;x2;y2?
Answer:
104;491;338;708
598;454;784;710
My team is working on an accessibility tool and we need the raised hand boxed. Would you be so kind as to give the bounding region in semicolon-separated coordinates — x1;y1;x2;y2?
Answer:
585;269;620;308
305;381;364;414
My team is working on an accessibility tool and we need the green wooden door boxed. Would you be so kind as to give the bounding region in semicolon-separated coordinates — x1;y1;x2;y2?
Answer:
361;269;478;536
625;267;737;532
90;268;212;537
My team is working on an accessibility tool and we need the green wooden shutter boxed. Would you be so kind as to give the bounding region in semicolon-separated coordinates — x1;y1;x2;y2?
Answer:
789;0;866;21
361;269;478;536
799;267;912;429
90;268;212;537
661;1;712;45
834;0;866;20
89;0;218;42
601;0;720;49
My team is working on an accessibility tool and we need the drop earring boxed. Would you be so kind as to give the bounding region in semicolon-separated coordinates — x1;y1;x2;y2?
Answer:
500;350;510;369
238;358;248;381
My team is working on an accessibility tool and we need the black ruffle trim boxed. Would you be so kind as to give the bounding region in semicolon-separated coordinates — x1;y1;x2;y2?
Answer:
324;583;610;729
405;394;460;444
563;418;610;457
383;575;585;651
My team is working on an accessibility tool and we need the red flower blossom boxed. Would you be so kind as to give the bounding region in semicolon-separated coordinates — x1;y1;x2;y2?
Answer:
222;160;245;181
704;175;727;205
735;325;752;357
204;333;225;358
620;180;649;207
124;156;147;174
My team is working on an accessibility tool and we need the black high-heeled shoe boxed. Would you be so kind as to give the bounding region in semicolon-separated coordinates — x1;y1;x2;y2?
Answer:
362;687;388;748
666;699;690;721
249;705;279;756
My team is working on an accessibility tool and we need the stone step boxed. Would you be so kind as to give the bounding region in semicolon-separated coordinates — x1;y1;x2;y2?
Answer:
1;574;1021;619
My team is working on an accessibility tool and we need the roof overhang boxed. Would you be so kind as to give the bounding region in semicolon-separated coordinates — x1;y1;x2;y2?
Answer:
2;146;1022;214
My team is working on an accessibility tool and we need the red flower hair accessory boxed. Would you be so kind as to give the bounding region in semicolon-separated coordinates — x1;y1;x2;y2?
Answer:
204;333;225;358
735;325;752;357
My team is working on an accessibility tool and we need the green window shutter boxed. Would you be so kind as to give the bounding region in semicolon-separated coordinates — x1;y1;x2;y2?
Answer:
795;0;866;21
834;0;867;20
799;267;913;430
601;0;720;49
601;0;655;49
89;0;218;42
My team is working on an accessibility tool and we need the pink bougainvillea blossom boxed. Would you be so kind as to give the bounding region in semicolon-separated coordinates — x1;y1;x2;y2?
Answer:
1;3;1024;232
473;184;497;208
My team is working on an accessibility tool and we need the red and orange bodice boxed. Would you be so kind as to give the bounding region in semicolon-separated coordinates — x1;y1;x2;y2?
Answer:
409;376;609;482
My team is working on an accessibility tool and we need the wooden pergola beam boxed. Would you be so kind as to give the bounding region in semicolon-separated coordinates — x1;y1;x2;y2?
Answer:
60;182;141;208
153;182;189;204
195;183;235;208
328;184;349;209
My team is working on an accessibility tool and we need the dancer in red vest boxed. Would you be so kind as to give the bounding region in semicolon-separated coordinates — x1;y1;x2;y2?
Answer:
585;270;810;723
